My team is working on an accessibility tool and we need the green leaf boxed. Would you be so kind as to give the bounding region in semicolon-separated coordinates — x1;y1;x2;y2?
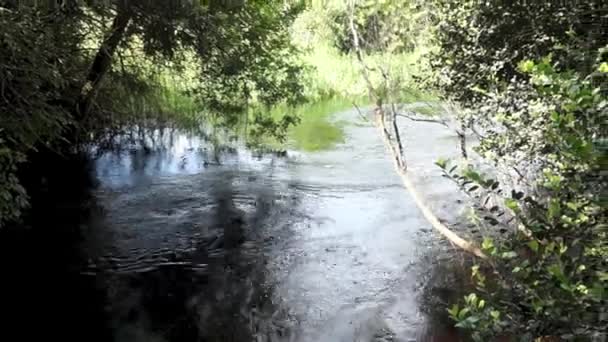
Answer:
435;158;448;169
501;251;518;259
518;59;535;73
482;237;494;251
548;264;567;283
458;307;470;320
465;293;478;305
527;240;539;253
447;304;460;318
598;62;608;73
505;198;519;211
548;199;561;220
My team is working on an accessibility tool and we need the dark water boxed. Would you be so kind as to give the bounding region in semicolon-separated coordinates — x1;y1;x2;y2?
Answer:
0;109;474;341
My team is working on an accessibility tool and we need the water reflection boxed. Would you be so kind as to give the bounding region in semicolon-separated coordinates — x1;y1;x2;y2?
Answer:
86;135;297;341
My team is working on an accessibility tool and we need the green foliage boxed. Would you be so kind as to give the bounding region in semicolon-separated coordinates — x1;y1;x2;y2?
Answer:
0;140;27;226
290;1;435;101
429;0;606;107
0;1;307;226
330;0;430;54
431;0;607;339
0;7;78;150
0;7;83;225
195;0;306;116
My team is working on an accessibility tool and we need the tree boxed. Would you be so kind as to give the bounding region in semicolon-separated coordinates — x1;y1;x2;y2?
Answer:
429;1;607;339
0;0;305;226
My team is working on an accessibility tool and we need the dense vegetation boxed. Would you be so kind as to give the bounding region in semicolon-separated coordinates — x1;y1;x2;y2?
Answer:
430;1;607;340
1;0;606;339
0;0;304;225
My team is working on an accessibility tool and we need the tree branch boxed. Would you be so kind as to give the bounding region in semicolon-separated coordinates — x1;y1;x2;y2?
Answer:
75;6;132;121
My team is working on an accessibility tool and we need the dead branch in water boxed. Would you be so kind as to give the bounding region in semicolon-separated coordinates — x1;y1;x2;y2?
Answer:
376;111;486;258
348;3;486;259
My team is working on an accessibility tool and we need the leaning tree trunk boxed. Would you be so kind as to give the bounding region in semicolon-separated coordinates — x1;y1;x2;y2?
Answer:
348;3;486;259
374;109;486;259
75;7;132;121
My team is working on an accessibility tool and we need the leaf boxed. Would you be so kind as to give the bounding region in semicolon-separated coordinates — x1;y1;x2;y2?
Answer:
548;199;561;220
458;307;470;320
435;158;448;169
484;196;492;206
482;237;494;250
547;264;567;283
465;293;478;305
501;251;518;259
463;168;484;183
518;59;535;73
505;198;519;211
527;240;539;253
447;304;460;318
468;185;480;192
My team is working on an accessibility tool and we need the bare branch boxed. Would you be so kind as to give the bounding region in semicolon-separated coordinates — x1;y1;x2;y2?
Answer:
395;112;449;126
352;102;371;123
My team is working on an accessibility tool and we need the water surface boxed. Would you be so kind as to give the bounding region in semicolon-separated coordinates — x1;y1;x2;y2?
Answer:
0;108;473;342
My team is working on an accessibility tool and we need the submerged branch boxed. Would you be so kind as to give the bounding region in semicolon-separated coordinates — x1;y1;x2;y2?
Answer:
375;107;487;259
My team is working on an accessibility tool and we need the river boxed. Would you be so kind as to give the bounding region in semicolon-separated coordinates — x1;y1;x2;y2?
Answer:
0;107;475;341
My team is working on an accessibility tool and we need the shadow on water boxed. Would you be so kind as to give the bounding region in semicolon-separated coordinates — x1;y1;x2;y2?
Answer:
0;129;295;342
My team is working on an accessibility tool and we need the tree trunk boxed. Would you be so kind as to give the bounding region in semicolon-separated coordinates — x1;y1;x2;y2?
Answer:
75;8;132;121
348;2;486;259
375;111;486;259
